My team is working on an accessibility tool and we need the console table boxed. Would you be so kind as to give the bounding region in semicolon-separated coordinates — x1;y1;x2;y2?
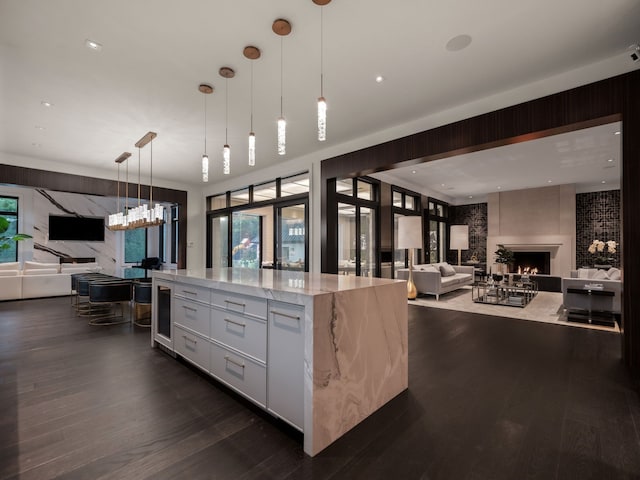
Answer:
566;287;616;327
151;268;408;456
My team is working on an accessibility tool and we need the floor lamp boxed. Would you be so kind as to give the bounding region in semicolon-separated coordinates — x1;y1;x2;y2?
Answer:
397;216;423;300
450;225;469;266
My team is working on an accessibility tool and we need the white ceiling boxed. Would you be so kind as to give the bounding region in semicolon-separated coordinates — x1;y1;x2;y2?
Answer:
371;122;622;204
1;0;639;187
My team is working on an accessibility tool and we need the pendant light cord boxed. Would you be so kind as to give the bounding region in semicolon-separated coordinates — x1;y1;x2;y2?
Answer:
225;77;229;143
280;36;284;116
250;60;254;131
320;6;324;97
137;147;141;207
204;92;207;154
150;139;153;206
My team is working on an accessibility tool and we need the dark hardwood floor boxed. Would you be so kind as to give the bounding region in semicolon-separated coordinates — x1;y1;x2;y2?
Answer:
1;297;639;479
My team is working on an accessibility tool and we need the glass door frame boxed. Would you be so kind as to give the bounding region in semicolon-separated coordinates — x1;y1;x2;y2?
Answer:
274;197;309;272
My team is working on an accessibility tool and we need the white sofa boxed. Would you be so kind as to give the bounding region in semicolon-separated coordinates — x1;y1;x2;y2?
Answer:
397;263;474;300
0;261;102;301
561;267;622;314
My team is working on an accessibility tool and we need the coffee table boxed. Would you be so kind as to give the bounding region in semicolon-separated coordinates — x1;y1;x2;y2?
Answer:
472;280;537;308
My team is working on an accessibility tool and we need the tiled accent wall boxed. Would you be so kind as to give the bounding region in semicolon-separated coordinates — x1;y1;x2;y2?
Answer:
576;190;621;268
447;203;488;264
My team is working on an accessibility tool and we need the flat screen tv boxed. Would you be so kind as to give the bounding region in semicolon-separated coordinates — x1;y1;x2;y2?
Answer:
48;215;105;241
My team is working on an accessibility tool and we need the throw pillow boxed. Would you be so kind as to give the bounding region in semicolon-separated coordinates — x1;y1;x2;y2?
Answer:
439;263;457;277
592;269;609;280
608;267;621;281
0;261;20;270
422;265;439;273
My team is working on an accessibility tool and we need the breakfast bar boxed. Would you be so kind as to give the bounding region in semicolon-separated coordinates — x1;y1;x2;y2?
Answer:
151;268;408;456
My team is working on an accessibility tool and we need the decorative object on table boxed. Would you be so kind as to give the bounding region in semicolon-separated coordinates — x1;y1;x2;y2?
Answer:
0;215;31;250
588;239;617;267
397;216;423;300
492;274;504;283
450;225;469;266
494;244;514;273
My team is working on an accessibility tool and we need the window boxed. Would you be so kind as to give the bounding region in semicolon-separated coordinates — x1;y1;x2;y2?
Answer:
170;205;179;264
125;228;147;264
427;199;448;263
0;196;19;263
280;173;309;197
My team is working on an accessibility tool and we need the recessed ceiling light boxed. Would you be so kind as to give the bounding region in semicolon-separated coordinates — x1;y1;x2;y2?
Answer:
497;186;502;190
441;183;445;187
614;131;621;135
468;195;473;199
375;75;384;83
35;126;45;130
602;180;606;184
85;39;102;51
411;170;417;174
608;158;614;162
446;34;472;52
547;180;552;183
41;101;53;107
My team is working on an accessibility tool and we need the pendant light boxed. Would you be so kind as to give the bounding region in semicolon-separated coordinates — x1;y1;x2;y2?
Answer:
219;67;235;175
272;19;291;156
243;46;261;166
313;0;331;141
199;83;214;182
107;152;131;230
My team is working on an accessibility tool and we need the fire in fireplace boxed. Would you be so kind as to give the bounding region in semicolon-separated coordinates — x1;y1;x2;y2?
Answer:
512;251;551;275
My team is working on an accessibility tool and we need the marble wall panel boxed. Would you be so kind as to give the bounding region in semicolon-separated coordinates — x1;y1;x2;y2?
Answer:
32;189;118;274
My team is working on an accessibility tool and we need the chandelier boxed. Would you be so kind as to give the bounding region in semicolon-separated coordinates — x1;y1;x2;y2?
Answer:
107;131;165;230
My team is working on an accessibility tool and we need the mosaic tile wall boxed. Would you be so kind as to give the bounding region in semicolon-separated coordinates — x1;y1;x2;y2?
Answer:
576;190;621;268
447;203;488;264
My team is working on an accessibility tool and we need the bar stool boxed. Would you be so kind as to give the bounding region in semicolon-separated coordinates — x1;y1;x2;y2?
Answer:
133;280;152;327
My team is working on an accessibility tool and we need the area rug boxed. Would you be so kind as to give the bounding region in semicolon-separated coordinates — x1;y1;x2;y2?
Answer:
411;286;618;332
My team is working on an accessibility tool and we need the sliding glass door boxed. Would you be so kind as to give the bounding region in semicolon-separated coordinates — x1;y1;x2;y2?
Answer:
276;202;307;271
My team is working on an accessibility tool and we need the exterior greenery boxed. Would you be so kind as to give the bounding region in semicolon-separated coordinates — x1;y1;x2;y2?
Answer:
0;197;31;263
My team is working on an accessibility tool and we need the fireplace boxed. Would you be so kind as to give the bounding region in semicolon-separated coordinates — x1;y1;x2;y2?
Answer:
512;251;551;275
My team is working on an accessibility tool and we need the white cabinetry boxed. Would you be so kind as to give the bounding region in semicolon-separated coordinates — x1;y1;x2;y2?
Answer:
267;300;305;429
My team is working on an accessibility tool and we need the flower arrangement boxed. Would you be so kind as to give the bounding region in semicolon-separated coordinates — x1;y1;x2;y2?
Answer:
588;239;617;265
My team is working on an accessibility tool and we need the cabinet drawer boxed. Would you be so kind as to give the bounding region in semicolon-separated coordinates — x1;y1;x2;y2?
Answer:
210;341;266;407
174;326;210;372
174;283;211;304
174;298;210;337
212;290;267;319
211;309;266;362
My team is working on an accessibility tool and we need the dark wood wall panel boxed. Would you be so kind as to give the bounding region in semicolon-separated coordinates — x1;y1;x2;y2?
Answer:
321;69;640;377
0;164;188;268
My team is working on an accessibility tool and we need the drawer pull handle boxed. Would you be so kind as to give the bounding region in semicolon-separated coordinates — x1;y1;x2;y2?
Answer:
224;318;246;328
271;310;301;321
182;335;197;344
182;305;197;312
224;355;245;369
182;290;198;296
224;299;246;308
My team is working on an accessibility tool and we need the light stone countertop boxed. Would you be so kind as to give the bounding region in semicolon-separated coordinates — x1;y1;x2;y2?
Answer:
154;268;404;299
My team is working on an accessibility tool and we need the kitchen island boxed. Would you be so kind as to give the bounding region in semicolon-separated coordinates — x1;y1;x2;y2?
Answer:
151;268;408;456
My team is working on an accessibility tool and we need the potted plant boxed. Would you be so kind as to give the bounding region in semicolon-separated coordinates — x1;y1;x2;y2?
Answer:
0;215;32;252
494;244;514;274
588;239;617;268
